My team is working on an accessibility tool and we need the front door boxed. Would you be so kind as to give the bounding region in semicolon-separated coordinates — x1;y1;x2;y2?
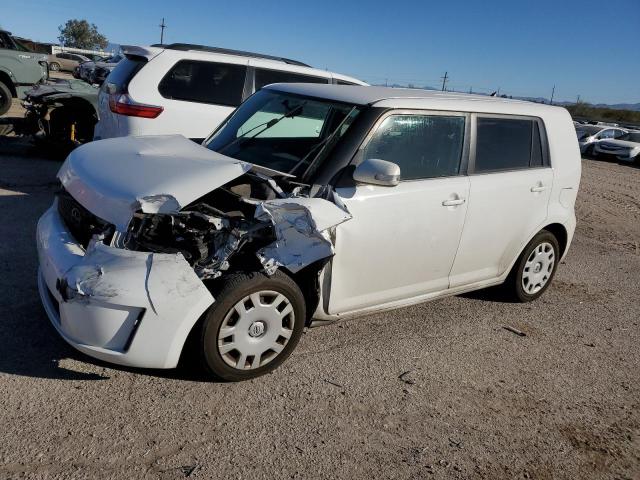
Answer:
328;111;470;314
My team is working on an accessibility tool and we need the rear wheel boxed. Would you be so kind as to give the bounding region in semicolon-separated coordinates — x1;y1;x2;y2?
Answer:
503;230;559;302
199;271;306;381
49;62;61;72
0;81;12;116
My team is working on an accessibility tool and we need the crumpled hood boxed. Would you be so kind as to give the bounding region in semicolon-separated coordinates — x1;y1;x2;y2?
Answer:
58;135;251;231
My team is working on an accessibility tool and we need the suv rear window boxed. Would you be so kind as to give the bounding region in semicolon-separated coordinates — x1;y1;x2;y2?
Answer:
474;117;545;172
254;68;328;90
158;60;247;107
104;56;147;94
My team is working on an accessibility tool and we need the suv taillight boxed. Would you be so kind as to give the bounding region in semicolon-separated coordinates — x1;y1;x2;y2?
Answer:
108;93;163;119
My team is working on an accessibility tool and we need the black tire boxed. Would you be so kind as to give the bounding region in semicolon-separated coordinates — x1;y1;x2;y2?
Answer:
49;62;61;72
584;144;595;157
0;81;12;116
198;271;306;381
503;230;560;302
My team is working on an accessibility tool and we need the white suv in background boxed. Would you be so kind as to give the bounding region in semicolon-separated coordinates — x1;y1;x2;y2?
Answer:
93;43;366;141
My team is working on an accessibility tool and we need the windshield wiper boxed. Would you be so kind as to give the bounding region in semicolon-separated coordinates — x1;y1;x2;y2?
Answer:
288;106;359;178
219;101;306;155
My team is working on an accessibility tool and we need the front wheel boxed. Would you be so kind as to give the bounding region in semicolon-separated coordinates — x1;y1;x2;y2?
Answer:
199;271;306;381
0;81;12;116
503;230;560;302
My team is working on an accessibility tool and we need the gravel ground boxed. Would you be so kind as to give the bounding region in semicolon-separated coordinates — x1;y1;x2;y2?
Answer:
0;136;638;479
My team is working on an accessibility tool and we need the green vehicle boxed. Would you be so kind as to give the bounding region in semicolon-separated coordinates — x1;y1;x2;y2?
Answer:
0;30;48;115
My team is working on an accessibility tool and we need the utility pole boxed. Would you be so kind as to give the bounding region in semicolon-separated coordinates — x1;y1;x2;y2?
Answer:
576;94;581;104
469;86;472;94
159;18;167;45
550;85;555;105
441;71;448;91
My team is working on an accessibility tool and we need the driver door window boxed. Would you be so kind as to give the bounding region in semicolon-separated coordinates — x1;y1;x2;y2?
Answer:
361;114;466;180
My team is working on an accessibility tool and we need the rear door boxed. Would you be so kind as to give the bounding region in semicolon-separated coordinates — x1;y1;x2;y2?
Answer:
449;115;553;287
329;111;470;314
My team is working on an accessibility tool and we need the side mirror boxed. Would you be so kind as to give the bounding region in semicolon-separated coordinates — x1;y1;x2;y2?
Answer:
353;158;400;187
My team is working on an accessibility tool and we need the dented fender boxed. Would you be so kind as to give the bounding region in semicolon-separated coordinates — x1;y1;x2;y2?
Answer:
255;197;352;274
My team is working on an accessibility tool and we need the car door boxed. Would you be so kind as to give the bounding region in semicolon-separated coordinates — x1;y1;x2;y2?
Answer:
449;114;553;287
328;111;471;314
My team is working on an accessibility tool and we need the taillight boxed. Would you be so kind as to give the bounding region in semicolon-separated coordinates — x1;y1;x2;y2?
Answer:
108;93;163;119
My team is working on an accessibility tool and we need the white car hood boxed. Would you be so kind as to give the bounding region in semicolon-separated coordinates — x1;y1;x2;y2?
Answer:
58;135;251;231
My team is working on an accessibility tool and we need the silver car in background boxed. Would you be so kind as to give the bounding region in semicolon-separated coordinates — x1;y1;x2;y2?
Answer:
47;52;90;72
594;131;640;164
576;125;627;155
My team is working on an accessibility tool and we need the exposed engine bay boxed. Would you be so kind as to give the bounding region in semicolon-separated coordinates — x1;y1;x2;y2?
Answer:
120;171;351;280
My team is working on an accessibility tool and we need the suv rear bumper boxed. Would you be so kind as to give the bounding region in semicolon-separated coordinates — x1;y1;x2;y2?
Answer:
36;202;214;369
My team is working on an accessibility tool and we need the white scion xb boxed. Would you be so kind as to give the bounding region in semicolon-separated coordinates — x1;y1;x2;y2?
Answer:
37;84;581;381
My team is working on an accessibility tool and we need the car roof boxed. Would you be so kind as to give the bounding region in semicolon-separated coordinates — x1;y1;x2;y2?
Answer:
154;43;310;67
264;83;566;114
121;45;367;86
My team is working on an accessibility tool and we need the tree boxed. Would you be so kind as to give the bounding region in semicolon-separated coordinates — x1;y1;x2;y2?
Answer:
58;19;107;50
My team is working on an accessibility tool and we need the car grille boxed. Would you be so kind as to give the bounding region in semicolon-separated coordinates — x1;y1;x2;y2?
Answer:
57;189;114;248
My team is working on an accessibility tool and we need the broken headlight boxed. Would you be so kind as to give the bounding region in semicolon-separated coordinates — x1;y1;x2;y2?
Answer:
123;209;272;279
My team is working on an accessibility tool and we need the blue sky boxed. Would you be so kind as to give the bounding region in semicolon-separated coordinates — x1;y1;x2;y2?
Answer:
4;0;638;104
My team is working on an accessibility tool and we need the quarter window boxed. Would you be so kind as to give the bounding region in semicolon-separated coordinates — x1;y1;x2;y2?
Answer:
254;68;328;91
362;115;466;180
158;60;247;107
474;117;545;172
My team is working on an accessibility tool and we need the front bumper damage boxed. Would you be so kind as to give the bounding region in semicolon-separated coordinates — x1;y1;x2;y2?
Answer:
37;188;351;369
37;202;214;368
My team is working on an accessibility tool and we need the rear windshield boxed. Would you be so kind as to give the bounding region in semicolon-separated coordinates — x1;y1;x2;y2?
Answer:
103;56;146;93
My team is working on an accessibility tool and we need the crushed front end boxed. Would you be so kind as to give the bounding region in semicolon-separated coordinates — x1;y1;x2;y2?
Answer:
36;136;351;369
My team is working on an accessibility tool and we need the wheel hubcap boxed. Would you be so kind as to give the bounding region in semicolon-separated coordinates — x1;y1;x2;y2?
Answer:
217;290;295;370
522;241;555;294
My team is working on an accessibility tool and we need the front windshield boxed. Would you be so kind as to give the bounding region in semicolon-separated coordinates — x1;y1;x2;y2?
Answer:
205;90;361;179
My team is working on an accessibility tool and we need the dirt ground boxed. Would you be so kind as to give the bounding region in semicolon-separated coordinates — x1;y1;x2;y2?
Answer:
0;128;638;479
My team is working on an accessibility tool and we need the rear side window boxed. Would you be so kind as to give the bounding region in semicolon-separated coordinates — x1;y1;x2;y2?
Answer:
104;56;147;94
474;117;545;172
158;60;247;107
254;68;328;90
362;115;466;180
336;79;358;85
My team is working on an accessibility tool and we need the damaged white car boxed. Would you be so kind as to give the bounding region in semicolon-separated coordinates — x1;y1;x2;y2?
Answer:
37;84;581;381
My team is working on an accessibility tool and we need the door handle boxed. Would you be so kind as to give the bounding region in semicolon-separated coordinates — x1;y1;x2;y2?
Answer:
530;185;547;193
442;198;466;207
